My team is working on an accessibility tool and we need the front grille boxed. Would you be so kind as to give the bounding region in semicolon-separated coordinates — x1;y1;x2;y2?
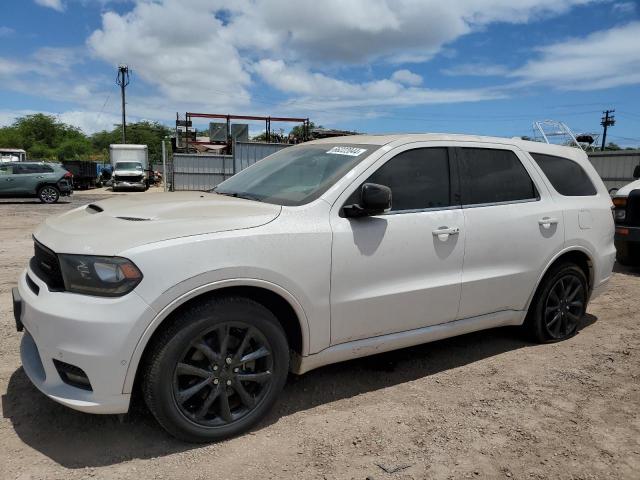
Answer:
626;189;640;227
30;240;65;291
115;175;143;182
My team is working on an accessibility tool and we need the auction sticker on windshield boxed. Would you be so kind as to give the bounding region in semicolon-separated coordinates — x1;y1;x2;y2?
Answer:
326;146;367;156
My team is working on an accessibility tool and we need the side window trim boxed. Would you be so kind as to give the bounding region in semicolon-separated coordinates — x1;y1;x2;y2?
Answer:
340;145;459;216
451;146;541;208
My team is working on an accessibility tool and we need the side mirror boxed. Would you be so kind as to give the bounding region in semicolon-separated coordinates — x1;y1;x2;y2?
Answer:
633;165;640;179
343;183;392;217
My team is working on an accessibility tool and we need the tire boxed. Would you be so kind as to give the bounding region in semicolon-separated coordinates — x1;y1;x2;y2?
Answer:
38;185;60;204
525;263;588;343
142;296;289;443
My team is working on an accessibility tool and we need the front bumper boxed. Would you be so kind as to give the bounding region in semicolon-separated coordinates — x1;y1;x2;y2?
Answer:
615;225;640;243
113;180;146;191
14;265;156;414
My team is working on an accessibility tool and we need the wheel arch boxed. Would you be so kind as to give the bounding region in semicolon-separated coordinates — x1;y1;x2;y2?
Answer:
123;279;309;394
525;247;594;312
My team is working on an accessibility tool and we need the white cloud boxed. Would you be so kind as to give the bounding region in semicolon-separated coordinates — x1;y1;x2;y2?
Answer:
221;0;599;64
391;69;423;86
88;1;251;112
441;63;509;76
612;2;636;14
510;21;640;90
254;59;506;111
34;0;65;11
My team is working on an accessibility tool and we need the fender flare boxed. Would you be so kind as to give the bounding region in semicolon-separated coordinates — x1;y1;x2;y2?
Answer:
523;246;595;313
122;278;310;394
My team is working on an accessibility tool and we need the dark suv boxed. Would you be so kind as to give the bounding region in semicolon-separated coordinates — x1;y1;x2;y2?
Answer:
0;162;73;203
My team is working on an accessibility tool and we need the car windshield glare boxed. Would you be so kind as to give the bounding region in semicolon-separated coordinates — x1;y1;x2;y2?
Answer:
213;143;379;206
116;162;143;171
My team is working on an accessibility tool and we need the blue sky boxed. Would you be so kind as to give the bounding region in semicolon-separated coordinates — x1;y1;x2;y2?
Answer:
1;0;639;146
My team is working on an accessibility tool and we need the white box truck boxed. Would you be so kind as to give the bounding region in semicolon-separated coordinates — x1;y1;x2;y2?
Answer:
109;144;149;191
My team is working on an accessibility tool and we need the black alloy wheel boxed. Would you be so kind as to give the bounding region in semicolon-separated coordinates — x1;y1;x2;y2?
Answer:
543;274;585;340
527;263;588;343
172;322;274;426
143;297;289;443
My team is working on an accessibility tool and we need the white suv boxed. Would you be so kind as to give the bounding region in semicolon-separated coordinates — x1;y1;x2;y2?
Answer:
12;134;615;442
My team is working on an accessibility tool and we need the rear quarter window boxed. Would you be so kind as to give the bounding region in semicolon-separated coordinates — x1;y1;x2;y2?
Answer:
530;153;597;196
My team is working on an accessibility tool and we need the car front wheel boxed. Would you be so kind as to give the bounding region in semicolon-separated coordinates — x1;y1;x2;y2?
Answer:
38;185;60;203
142;297;289;443
526;263;588;343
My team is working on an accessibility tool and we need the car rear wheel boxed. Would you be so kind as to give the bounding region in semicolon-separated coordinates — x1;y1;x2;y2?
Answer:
142;297;289;443
38;185;60;203
526;263;588;343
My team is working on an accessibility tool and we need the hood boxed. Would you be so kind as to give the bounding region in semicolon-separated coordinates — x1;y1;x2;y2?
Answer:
615;179;640;197
34;192;282;255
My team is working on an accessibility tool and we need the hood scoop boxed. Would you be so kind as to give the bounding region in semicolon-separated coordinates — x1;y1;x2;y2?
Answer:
86;204;104;214
116;216;152;222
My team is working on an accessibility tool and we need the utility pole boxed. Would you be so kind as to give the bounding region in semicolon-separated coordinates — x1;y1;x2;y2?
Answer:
116;64;130;144
600;109;615;151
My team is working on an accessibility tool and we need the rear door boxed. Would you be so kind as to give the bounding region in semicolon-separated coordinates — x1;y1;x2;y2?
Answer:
454;145;564;319
12;163;42;194
330;145;465;344
0;164;18;194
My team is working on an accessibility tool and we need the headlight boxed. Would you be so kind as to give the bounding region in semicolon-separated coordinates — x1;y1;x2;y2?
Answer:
58;254;143;297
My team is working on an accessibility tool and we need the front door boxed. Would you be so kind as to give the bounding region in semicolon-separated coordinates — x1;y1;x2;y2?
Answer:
330;146;464;344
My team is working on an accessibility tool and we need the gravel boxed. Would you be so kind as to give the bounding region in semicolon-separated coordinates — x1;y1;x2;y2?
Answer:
1;194;639;479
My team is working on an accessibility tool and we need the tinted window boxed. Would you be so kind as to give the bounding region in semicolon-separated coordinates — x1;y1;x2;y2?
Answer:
457;148;537;205
361;148;451;211
530;153;597;196
13;163;53;174
0;165;13;175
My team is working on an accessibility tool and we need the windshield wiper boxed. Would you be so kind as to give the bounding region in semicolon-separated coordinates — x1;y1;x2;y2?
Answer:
214;190;263;202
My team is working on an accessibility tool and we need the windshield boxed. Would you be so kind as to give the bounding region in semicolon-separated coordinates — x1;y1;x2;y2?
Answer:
214;143;379;206
115;162;143;171
116;162;142;171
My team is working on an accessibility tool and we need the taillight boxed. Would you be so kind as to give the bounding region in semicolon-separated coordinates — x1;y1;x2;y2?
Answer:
612;197;627;222
64;172;73;179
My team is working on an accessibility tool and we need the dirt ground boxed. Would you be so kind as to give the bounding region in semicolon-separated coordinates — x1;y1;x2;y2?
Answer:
1;193;639;480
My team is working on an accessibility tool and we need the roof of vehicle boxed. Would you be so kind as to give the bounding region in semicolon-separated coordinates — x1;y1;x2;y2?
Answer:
306;133;588;160
109;144;148;150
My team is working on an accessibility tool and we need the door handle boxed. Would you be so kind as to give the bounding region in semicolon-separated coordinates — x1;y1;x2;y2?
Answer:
432;226;459;241
538;217;559;228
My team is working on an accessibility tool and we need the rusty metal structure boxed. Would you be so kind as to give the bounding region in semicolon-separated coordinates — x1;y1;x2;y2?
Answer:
176;112;310;154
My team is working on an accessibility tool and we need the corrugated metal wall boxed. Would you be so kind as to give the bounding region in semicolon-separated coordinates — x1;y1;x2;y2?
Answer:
172;154;233;191
171;142;292;191
234;142;291;172
587;150;640;191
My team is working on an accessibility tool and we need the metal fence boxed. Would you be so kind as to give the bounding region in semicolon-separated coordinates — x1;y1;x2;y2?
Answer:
169;142;291;191
587;150;640;191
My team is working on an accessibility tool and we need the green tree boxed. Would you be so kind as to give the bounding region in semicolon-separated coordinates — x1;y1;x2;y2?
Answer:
605;142;622;151
92;121;172;164
289;121;317;139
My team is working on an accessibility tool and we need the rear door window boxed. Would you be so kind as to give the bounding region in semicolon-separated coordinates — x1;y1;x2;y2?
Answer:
358;147;452;212
530;153;597;196
456;148;537;206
